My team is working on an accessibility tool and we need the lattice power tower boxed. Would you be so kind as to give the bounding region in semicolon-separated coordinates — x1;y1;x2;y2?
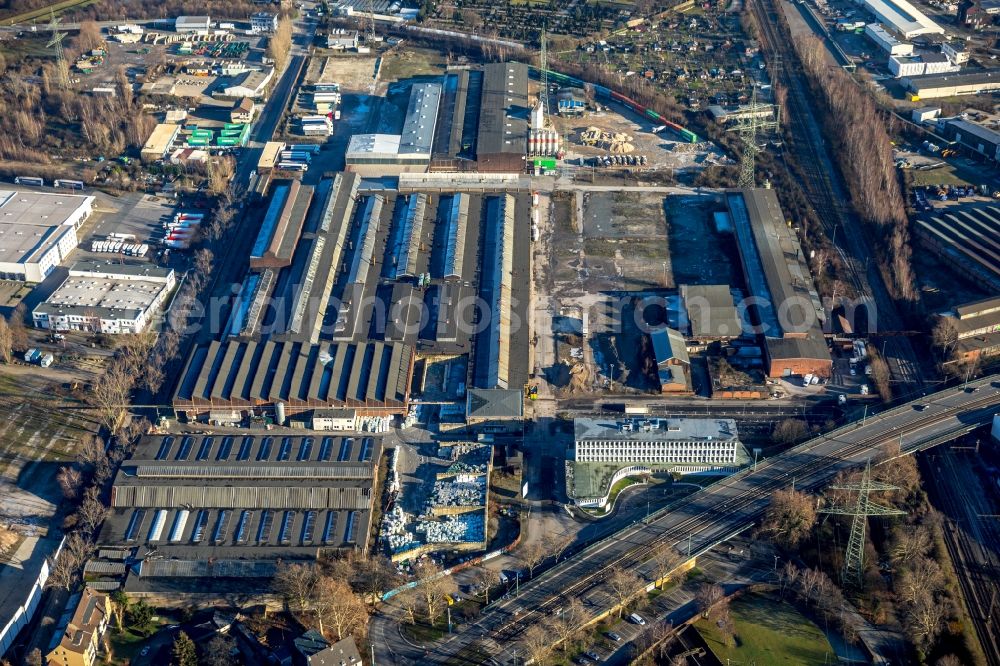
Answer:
47;10;70;90
727;87;780;189
821;460;906;588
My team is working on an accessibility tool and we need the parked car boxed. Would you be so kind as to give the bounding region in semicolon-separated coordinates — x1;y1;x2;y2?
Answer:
629;613;646;625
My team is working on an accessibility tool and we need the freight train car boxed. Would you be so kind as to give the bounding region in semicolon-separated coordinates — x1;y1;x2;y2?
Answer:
530;66;699;143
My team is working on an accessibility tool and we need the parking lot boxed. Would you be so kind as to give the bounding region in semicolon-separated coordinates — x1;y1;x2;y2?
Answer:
76;191;178;263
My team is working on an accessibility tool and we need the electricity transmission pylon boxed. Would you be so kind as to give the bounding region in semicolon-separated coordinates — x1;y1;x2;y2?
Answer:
820;460;906;588
46;10;70;90
727;87;779;189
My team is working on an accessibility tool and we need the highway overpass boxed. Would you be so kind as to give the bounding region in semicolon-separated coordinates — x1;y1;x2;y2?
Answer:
422;374;1000;664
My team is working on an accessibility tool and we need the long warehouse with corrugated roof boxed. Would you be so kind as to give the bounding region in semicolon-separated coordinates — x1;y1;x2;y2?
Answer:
917;204;1000;292
173;339;414;419
95;433;379;587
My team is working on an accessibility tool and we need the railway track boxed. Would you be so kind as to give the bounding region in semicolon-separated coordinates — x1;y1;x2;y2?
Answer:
460;390;1000;651
748;0;925;390
927;451;1000;665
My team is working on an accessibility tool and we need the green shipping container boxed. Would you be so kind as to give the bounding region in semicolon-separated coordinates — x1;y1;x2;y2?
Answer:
532;158;557;170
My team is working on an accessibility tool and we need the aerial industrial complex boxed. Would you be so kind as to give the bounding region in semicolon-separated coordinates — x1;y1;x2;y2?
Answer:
176;131;533;424
725;189;832;378
4;0;1000;662
92;433;381;592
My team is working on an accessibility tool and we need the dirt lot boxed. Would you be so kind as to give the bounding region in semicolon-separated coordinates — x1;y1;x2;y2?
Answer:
536;188;743;397
377;47;447;83
308;53;379;91
665;194;741;286
0;371;98;524
567;190;670;291
549;97;728;173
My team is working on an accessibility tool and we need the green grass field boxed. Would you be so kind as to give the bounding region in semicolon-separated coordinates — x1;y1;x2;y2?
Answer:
696;593;835;665
907;163;973;187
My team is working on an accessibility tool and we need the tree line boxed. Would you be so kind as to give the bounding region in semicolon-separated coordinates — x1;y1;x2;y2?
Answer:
793;34;916;304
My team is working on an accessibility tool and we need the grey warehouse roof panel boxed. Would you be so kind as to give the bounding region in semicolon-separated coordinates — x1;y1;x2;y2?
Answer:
476;62;529;156
399;83;441;155
466;388;523;420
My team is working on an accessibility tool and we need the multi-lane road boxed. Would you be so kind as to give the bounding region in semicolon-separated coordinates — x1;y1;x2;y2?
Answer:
393;376;1000;664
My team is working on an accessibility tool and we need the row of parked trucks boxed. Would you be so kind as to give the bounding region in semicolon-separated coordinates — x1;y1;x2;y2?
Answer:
89;233;149;257
277;143;319;172
161;212;205;249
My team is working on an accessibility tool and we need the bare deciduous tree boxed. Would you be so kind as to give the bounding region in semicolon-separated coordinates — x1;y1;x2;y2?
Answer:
792;34;915;301
77;21;104;53
358;555;400;607
267;18;293;70
7;303;28;351
904;589;947;650
57;466;83;500
695;583;725;619
760;488;816;549
0;318;12;364
777;560;800;598
888;524;932;566
519;540;548;579
867;350;892;402
772;418;809;445
395;588;420;625
90;363;135;435
607;566;643;618
896;556;944;606
0;526;18;556
551;534;573;563
76;487;109;536
202;635;236;666
523;623;554;665
475;566;501;604
650;542;681;589
315;576;368;640
46;532;95;591
414;560;456;626
273;562;319;615
931;317;959;359
78;434;107;468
